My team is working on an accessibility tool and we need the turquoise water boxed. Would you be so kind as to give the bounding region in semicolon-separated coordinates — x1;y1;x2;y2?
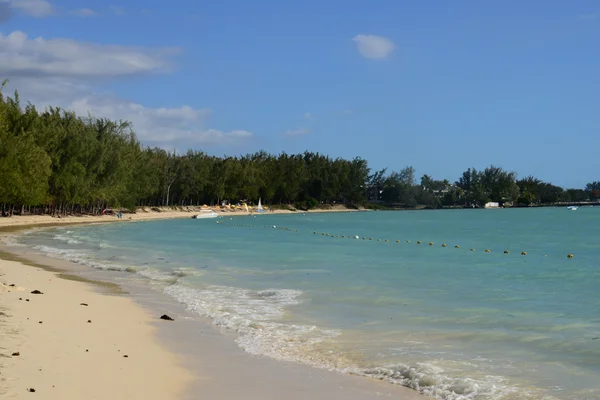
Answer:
16;208;600;399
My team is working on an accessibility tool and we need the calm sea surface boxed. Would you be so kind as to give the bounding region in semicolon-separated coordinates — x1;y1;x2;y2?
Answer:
16;208;600;399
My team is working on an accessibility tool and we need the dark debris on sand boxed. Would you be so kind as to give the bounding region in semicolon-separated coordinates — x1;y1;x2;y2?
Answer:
30;290;43;294
160;314;174;321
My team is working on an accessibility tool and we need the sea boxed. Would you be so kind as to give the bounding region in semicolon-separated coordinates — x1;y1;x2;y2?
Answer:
12;207;600;400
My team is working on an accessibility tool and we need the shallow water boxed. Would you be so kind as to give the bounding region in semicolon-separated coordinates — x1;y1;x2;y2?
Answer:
16;208;600;399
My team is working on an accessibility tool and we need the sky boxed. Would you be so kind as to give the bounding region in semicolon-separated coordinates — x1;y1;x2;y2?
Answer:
0;0;598;188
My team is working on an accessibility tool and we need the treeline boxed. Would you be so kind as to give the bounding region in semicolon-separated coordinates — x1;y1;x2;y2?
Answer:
368;166;600;208
1;83;598;216
0;84;370;215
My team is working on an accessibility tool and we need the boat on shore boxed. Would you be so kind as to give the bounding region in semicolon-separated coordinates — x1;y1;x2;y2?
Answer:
192;209;219;219
567;206;578;211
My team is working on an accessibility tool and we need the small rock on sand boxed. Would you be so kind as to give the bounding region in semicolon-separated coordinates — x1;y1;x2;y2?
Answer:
80;303;88;306
27;388;36;392
12;352;20;356
160;314;174;321
31;290;43;294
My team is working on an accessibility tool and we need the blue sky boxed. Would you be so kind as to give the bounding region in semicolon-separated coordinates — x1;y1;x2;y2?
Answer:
1;0;599;187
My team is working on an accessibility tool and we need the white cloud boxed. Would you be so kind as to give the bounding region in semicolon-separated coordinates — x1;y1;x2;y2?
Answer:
0;30;253;147
303;112;313;121
67;96;251;145
70;8;98;17
9;0;53;17
352;34;395;59
0;31;179;79
283;128;311;137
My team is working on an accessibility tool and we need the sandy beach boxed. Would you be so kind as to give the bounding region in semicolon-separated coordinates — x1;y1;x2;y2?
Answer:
0;257;194;399
0;204;360;231
0;210;426;400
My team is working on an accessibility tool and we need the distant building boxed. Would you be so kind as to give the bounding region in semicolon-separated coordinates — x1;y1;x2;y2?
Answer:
484;202;500;208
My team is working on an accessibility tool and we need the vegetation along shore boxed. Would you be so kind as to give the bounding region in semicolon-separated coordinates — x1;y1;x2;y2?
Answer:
1;81;599;218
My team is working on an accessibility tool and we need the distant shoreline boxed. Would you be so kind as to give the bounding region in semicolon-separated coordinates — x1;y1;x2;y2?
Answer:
0;205;363;234
2;201;597;234
373;201;599;211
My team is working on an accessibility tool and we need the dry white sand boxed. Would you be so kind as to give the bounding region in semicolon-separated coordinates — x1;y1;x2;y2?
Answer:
0;258;194;399
0;204;361;231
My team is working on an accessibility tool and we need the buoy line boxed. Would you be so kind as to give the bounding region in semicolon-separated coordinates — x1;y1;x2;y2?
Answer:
215;221;574;259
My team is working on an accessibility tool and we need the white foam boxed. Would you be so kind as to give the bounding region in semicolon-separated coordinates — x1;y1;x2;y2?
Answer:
164;284;340;362
32;245;139;272
161;282;561;400
136;267;202;285
0;235;26;247
52;233;81;244
351;362;558;400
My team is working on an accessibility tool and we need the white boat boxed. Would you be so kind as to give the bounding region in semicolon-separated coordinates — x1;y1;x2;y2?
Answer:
192;209;219;219
567;206;578;211
257;198;265;213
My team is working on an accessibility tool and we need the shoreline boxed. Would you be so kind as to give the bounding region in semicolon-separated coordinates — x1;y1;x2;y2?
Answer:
0;253;194;399
0;219;426;399
0;204;363;232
